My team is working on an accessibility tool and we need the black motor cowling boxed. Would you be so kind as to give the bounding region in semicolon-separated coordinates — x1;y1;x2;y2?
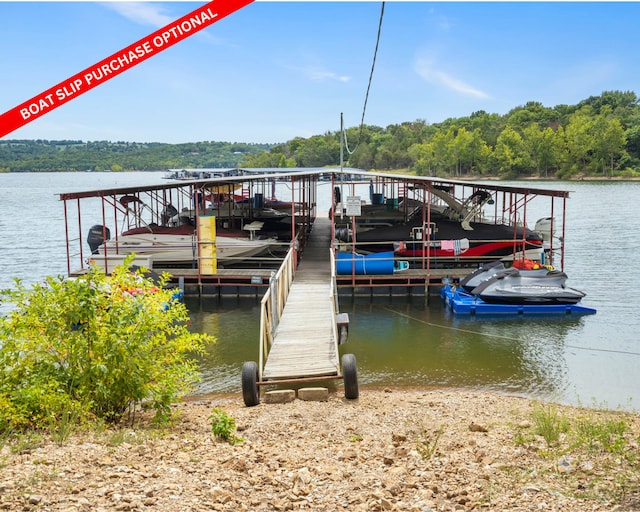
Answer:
87;225;111;254
161;204;178;226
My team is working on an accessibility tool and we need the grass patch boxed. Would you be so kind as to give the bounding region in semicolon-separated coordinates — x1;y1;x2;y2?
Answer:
531;403;570;447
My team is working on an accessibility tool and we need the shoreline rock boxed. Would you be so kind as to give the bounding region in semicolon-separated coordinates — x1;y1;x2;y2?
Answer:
1;388;639;511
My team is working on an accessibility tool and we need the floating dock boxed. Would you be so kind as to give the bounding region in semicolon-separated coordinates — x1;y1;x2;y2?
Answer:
441;283;597;315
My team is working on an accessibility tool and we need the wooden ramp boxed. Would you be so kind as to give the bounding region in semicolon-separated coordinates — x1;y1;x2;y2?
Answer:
262;216;340;380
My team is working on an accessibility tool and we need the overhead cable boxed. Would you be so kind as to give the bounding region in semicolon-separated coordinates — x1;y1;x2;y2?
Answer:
345;2;385;156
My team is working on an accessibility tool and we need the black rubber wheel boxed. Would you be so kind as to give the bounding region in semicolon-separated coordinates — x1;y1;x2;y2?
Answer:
342;353;359;400
241;361;260;407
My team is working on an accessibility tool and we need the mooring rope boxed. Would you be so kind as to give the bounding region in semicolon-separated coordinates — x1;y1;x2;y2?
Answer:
380;305;640;357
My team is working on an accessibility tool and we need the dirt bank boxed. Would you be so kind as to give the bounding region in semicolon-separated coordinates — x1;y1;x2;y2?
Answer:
1;388;639;511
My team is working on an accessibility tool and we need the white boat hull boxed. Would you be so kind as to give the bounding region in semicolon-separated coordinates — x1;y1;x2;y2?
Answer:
88;232;276;270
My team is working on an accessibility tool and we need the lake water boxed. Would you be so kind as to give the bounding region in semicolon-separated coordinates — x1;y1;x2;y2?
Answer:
1;172;639;412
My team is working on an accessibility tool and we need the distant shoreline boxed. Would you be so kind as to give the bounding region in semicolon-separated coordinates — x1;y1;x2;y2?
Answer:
3;168;640;182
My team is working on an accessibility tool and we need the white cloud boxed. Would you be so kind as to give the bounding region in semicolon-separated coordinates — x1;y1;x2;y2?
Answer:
307;69;351;83
101;2;223;45
286;64;351;83
414;57;488;99
102;2;173;28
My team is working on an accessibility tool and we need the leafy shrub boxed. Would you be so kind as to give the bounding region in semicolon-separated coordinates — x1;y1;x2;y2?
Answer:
210;408;243;445
0;258;213;431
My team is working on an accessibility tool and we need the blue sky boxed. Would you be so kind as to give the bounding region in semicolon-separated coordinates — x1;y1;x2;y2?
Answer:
1;1;639;144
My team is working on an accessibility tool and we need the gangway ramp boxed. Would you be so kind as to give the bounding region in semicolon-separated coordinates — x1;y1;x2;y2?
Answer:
241;216;358;406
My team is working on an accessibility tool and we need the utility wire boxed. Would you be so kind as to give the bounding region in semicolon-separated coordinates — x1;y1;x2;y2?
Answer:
345;2;385;156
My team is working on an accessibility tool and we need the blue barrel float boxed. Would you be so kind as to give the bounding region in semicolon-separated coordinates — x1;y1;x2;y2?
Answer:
336;251;409;275
371;193;385;205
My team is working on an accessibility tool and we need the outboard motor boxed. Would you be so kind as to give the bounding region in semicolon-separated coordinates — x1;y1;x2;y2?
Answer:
87;225;111;254
334;227;352;243
161;204;178;226
535;217;555;244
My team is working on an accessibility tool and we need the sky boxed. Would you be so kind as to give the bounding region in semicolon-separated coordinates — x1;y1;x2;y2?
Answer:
1;1;639;144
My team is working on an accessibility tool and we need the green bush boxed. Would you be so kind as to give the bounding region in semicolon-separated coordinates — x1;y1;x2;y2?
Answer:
0;258;213;431
209;408;243;445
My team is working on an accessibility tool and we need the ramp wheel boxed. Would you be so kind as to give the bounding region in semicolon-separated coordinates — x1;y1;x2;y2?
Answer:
241;361;260;407
342;353;359;400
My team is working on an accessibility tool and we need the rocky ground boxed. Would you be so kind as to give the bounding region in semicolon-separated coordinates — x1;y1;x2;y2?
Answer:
1;388;639;512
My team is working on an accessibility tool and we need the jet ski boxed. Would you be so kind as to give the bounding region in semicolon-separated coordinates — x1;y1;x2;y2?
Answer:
459;261;506;292
470;268;586;305
459;260;549;293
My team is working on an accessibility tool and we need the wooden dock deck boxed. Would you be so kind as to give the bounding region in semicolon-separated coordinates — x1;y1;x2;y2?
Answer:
262;216;340;380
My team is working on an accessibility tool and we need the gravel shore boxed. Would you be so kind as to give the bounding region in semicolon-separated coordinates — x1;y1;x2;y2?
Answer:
1;388;639;511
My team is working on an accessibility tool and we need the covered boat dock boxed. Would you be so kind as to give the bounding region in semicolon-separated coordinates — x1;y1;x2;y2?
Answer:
58;169;570;297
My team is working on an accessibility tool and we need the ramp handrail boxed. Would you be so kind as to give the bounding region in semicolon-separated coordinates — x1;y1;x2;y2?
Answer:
258;246;296;380
329;248;341;370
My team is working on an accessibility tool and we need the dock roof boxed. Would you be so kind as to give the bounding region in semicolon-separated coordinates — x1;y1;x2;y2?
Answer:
58;168;570;201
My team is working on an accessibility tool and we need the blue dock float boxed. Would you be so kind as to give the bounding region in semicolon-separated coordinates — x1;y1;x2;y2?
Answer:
441;283;597;316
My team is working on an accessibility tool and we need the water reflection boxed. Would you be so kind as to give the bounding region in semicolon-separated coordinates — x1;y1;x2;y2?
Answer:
186;294;593;407
341;299;588;401
185;297;261;394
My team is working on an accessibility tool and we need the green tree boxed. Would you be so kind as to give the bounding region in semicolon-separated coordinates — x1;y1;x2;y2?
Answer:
506;101;557;131
408;141;434;176
494;125;528;177
591;107;627;176
563;108;596;176
349;142;375;170
430;127;457;176
466;129;492;175
452;127;488;175
522;124;561;177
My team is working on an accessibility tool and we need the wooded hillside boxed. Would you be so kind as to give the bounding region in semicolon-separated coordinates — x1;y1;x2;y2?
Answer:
243;91;640;179
0;140;273;172
2;90;639;178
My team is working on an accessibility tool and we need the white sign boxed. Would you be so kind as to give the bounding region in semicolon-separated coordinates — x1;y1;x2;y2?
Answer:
345;196;361;216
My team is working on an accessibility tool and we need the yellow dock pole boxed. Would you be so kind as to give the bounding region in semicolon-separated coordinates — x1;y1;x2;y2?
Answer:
198;215;217;275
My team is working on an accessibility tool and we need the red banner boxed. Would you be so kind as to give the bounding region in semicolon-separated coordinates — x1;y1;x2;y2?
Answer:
0;0;253;138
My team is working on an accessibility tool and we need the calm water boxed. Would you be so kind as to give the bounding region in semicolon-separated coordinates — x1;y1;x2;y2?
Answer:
1;172;639;412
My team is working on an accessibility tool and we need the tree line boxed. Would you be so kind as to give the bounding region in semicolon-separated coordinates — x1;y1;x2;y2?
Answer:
0;140;273;172
2;90;639;178
242;90;640;179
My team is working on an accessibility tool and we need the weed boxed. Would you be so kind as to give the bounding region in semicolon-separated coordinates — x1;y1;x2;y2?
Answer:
10;431;43;454
0;427;14;452
513;430;535;446
105;429;141;447
49;406;81;446
575;416;628;454
531;404;569;447
210;408;243;445
416;424;443;460
349;434;363;443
